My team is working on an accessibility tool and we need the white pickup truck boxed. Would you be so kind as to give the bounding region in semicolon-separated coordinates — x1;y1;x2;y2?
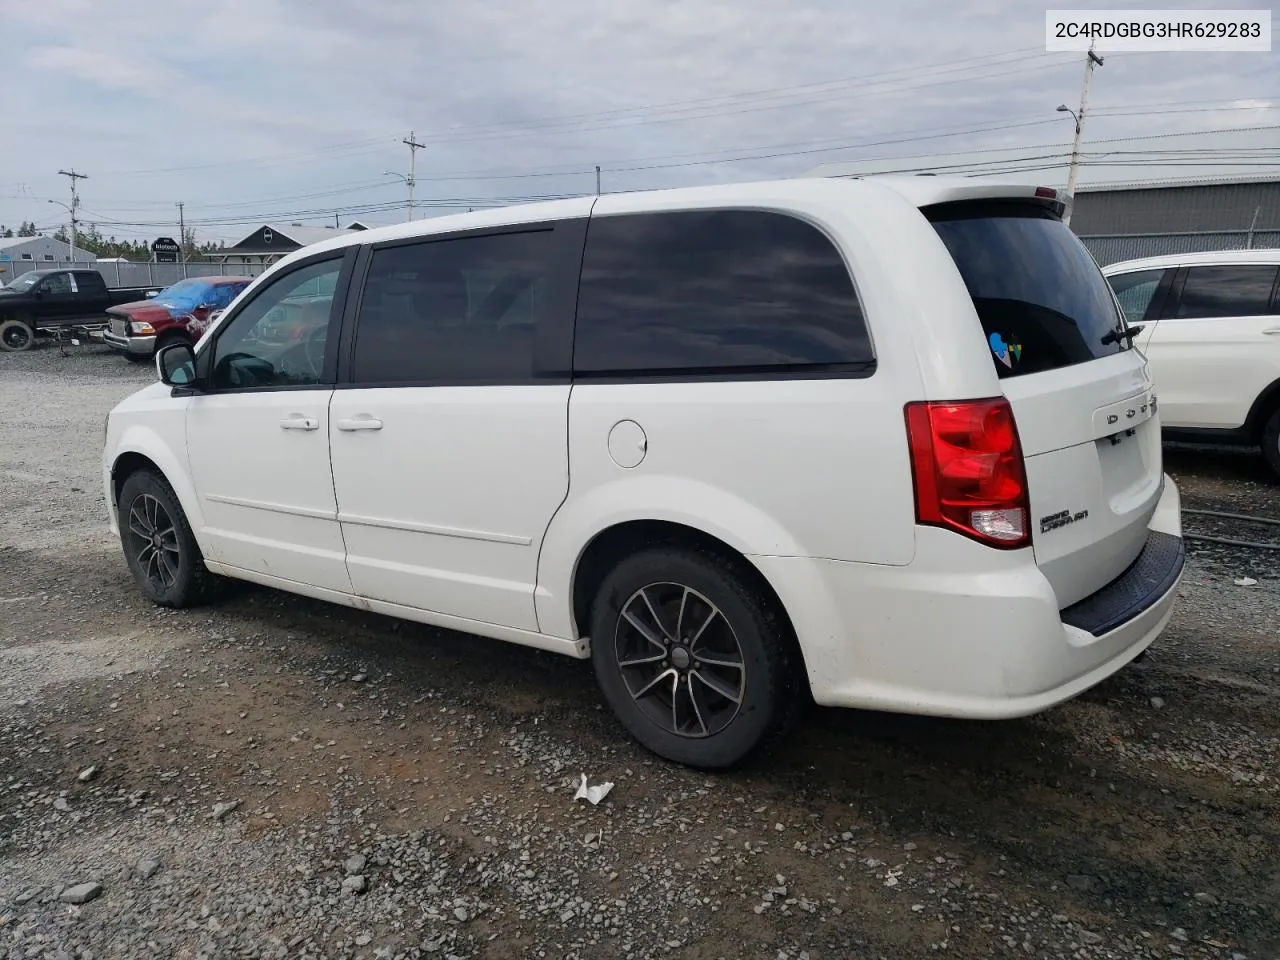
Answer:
1103;250;1280;478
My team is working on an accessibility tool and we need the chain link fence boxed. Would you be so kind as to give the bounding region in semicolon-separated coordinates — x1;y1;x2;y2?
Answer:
0;259;270;289
1080;230;1280;266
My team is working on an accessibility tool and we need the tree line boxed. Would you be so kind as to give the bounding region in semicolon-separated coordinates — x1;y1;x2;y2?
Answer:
1;221;226;261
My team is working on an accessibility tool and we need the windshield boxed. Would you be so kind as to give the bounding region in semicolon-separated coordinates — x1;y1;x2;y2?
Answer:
4;271;43;293
927;202;1126;379
152;278;217;311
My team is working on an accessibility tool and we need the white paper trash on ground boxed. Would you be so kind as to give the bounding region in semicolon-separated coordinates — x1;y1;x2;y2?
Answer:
573;773;614;805
1234;577;1258;587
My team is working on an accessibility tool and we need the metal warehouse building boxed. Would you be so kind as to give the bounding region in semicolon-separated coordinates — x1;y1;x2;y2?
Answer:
1071;175;1280;266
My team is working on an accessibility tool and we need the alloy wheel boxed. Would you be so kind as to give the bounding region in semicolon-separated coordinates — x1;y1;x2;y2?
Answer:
614;582;746;738
126;493;181;591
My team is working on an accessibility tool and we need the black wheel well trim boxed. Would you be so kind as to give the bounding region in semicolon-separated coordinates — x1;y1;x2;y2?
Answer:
1244;377;1280;439
569;519;805;670
111;452;165;507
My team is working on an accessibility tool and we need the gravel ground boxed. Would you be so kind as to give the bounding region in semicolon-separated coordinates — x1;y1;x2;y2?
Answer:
1;342;1278;960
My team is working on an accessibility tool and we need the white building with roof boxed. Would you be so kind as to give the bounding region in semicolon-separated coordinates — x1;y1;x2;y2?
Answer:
0;235;94;282
218;222;368;266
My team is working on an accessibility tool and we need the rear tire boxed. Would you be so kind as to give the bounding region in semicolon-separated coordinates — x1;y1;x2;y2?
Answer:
1261;407;1280;481
0;317;35;352
117;469;221;607
590;546;801;769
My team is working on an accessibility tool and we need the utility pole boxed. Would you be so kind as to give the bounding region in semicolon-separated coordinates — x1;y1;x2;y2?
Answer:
595;165;601;196
176;201;186;263
401;130;426;221
57;168;88;261
1059;41;1103;228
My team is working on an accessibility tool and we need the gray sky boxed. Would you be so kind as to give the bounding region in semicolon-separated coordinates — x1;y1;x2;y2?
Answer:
1;0;1276;244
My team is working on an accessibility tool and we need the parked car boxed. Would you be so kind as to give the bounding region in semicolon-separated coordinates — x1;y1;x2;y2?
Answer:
0;269;160;352
103;276;254;359
1103;250;1280;478
103;177;1184;769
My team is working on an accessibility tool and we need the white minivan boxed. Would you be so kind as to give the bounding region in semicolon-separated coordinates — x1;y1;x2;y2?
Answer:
103;177;1184;768
1102;250;1280;478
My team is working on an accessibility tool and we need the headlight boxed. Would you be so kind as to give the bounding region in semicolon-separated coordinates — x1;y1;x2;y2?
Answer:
129;321;155;335
103;412;110;444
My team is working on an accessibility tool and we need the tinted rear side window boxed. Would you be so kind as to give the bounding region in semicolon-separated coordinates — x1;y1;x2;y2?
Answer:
928;202;1125;379
351;230;554;384
1174;265;1279;319
574;210;871;375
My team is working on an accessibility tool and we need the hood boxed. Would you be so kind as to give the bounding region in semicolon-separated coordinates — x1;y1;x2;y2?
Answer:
107;301;177;321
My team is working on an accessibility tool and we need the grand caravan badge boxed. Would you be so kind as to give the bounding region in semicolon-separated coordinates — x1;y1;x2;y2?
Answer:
1039;508;1089;534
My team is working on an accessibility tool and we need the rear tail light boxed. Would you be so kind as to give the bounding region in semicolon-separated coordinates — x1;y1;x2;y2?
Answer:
905;398;1031;550
1034;186;1058;199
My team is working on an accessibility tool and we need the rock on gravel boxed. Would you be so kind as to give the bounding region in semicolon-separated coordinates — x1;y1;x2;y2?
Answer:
136;858;161;879
210;800;241;821
343;853;367;875
59;882;103;905
341;875;368;895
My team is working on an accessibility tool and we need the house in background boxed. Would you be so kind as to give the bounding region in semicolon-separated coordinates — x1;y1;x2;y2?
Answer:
219;221;368;267
0;235;94;281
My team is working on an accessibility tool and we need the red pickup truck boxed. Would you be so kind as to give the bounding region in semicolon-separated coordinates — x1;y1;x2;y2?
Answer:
103;276;253;359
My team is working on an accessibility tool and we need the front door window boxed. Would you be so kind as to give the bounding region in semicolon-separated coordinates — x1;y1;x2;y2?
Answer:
210;260;342;390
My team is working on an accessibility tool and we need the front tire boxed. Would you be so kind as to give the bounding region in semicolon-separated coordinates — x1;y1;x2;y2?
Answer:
1262;407;1280;481
590;547;800;769
117;470;219;607
0;317;35;352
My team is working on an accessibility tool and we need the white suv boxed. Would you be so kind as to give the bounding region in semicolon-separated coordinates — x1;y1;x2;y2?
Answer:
1102;250;1280;477
103;177;1184;769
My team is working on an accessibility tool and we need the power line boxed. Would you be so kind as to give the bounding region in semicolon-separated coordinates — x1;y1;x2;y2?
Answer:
81;50;1072;184
407;54;1078;147
100;136;395;179
410;47;1056;142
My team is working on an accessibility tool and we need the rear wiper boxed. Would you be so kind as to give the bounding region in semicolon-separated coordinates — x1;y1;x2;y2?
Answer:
1101;324;1144;347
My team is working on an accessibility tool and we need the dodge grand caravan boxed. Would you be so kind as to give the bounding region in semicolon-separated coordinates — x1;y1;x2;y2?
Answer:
103;177;1184;769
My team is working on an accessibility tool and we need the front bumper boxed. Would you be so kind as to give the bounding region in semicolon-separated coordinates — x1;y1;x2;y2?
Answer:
103;330;156;356
752;475;1184;718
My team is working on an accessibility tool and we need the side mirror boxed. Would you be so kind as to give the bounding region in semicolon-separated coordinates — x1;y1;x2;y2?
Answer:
33;289;44;300
156;343;198;389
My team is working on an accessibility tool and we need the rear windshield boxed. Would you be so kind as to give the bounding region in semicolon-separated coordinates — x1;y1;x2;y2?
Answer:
927;201;1126;379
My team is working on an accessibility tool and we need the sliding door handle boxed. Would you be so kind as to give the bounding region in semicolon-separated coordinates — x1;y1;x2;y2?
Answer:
279;415;319;431
336;415;384;432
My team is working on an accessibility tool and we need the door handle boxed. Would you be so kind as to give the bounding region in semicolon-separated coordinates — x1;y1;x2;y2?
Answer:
336;415;384;432
279;415;319;431
1263;327;1280;336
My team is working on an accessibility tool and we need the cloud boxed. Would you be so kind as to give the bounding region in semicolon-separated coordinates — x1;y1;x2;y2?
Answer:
26;45;174;93
1;0;1274;243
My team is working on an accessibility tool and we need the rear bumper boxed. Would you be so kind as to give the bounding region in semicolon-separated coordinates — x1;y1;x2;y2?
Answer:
752;474;1184;718
102;331;155;356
